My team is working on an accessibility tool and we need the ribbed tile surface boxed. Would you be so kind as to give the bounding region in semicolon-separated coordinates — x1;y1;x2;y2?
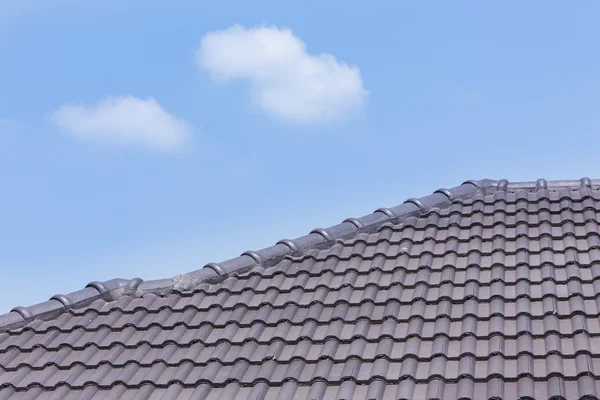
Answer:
2;186;600;399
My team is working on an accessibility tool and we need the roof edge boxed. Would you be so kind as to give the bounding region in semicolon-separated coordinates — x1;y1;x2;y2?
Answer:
168;179;496;292
498;177;598;190
1;176;595;332
0;278;141;332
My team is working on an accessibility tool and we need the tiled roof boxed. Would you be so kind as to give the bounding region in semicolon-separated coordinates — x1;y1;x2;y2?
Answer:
1;178;600;399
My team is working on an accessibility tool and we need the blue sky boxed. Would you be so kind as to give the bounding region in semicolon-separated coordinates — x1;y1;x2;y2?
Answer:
1;1;599;313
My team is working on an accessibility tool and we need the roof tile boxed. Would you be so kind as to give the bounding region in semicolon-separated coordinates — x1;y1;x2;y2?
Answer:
6;179;600;398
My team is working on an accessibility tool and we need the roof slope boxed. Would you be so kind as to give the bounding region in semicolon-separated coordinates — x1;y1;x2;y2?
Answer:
2;178;600;399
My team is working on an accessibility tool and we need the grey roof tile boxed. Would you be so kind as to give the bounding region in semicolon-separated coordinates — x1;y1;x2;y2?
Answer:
7;178;600;398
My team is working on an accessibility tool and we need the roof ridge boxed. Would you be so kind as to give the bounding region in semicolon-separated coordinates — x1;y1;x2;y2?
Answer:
172;178;495;291
498;177;597;190
0;177;595;332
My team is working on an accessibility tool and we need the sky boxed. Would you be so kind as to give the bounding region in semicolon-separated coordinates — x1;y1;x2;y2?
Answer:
1;1;600;313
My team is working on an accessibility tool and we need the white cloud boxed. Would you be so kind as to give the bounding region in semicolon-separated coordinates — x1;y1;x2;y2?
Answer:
196;25;368;123
50;95;192;150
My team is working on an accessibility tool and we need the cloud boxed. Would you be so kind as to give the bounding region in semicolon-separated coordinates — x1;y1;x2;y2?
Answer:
50;95;192;150
196;25;368;123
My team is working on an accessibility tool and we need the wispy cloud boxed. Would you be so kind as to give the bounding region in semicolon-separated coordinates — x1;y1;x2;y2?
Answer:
50;95;192;151
196;25;368;123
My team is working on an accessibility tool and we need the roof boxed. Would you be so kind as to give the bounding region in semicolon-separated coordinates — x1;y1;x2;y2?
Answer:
1;177;600;399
